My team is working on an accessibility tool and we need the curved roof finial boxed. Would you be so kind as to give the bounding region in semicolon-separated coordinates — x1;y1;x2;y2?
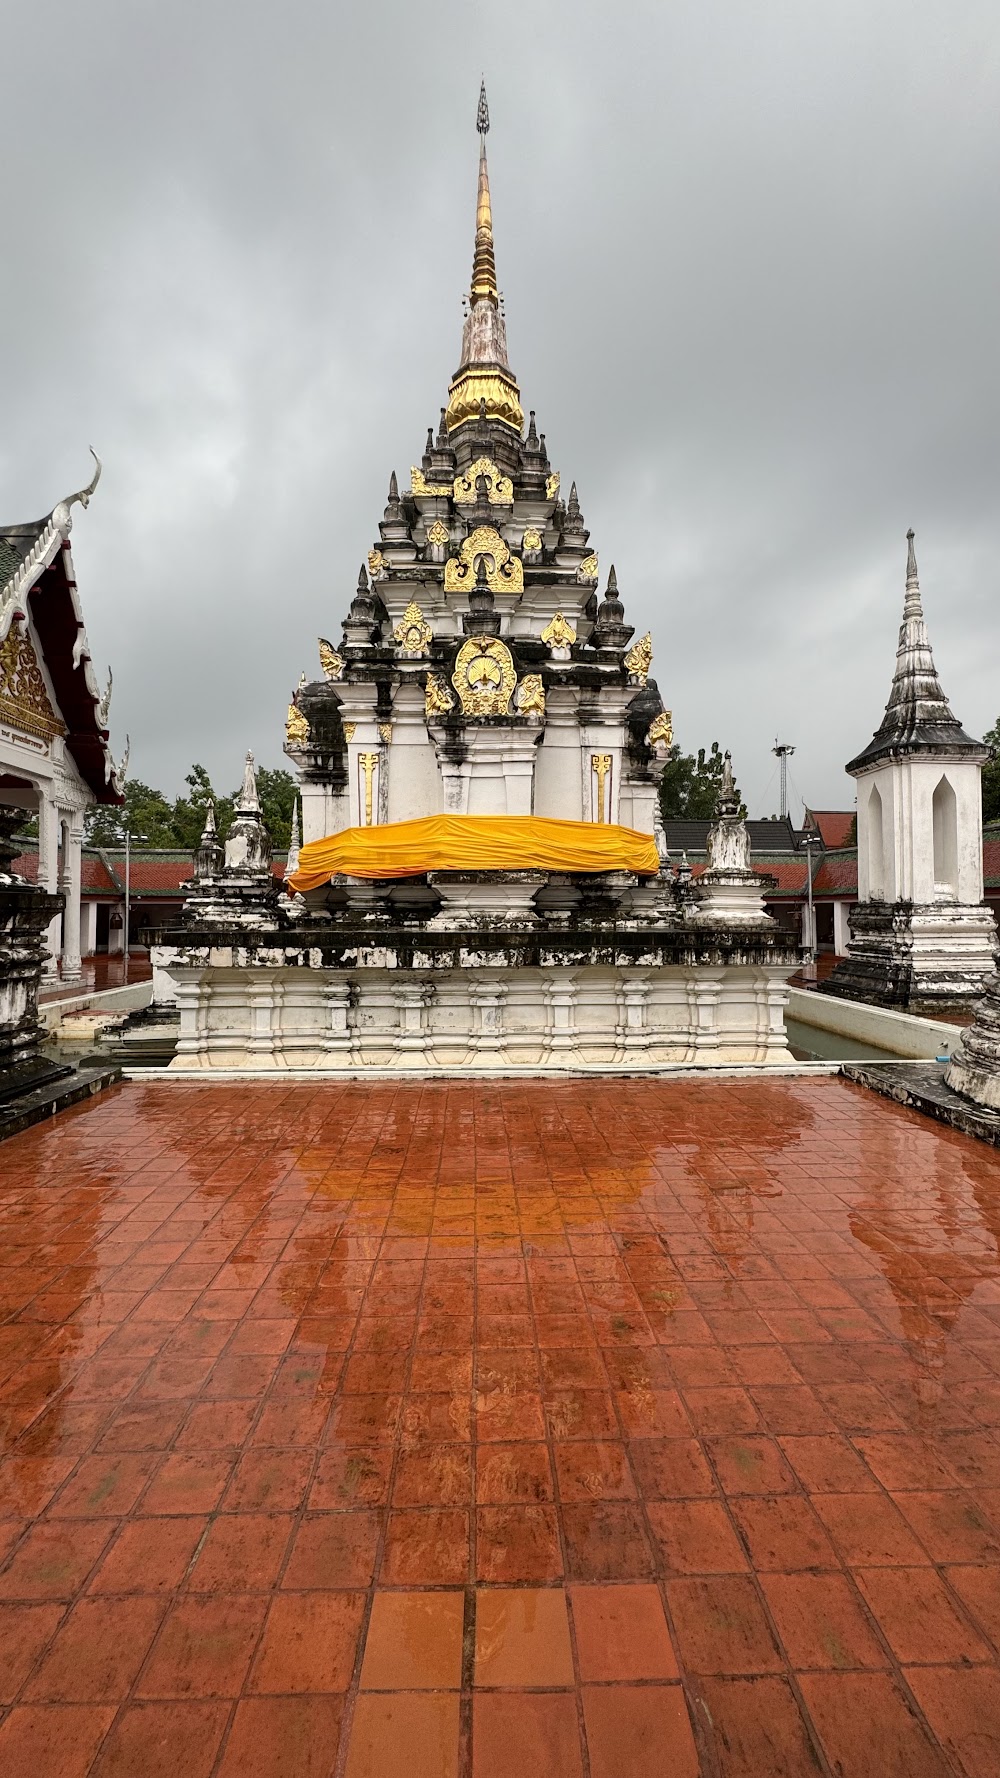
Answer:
52;447;102;534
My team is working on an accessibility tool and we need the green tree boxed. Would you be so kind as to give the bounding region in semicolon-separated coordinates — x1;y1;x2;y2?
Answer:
983;719;1000;824
85;780;178;848
171;765;235;852
658;740;746;821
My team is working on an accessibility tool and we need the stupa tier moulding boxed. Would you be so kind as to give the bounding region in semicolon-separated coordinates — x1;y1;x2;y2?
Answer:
151;86;800;1071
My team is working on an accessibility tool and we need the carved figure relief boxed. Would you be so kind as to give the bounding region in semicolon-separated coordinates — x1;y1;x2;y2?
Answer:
453;457;514;505
318;637;344;681
0;622;64;741
393;600;433;656
425;673;455;717
545;472;561;501
285;702;309;746
579;553;599;581
452;636;517;716
624;632;653;683
443;525;524;594
515;674;546;717
647;710;673;748
367;548;386;579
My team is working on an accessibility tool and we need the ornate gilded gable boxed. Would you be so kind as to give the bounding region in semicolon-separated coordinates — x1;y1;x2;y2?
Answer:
0;622;64;741
453;458;514;506
444;526;524;595
451;636;517;716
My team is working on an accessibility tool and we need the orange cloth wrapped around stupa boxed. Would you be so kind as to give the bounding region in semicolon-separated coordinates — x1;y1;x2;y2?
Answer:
287;814;660;889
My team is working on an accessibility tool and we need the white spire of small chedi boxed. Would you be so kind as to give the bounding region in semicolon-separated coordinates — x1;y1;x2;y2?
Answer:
690;754;773;927
225;752;271;877
285;796;301;880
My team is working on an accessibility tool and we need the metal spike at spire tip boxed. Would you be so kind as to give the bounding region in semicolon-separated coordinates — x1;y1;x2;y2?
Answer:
477;79;490;136
906;528;918;586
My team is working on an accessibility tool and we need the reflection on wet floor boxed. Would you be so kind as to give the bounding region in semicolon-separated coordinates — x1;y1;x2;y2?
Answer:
0;1076;999;1776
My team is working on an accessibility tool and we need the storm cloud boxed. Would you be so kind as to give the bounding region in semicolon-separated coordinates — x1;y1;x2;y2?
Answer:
4;0;998;819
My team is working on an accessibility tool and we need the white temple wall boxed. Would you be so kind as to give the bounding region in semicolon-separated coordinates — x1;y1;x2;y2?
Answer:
855;756;984;906
386;705;441;823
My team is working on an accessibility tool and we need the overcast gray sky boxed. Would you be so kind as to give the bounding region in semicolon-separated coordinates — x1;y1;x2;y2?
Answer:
4;0;998;819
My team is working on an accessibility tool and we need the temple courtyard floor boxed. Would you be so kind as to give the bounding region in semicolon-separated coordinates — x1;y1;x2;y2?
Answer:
1;1077;1000;1777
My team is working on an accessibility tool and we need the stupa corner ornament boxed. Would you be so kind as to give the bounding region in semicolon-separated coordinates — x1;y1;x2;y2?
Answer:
318;637;344;681
411;467;451;499
624;632;653;683
540;612;577;651
545;472;560;501
444;526;523;594
647;709;673;749
578;553;599;582
367;548;386;580
424;671;455;717
286;700;309;746
393;600;434;656
515;674;546;718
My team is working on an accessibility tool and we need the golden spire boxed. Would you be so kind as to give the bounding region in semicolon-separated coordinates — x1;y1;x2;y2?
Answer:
470;81;498;306
444;80;524;436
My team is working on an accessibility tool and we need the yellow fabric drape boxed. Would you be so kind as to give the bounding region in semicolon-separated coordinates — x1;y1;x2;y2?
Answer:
287;814;660;889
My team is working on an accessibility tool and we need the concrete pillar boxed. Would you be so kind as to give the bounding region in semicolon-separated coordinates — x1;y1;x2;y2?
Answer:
81;899;98;957
37;792;61;977
833;900;850;956
61;819;84;983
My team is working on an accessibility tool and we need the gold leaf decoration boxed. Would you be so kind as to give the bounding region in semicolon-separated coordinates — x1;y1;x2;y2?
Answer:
540;612;577;649
545;472;560;501
624;632;653;683
579;553;599;581
453;457;514;506
521;526;542;553
425;672;455;716
392;600;433;656
426;518;450;546
342;721;357;741
410;468;451;498
451;636;517;716
443;525;523;594
367;548;386;579
377;722;393;745
515;674;546;716
285;703;309;746
647;710;673;748
318;637;344;681
0;622;65;741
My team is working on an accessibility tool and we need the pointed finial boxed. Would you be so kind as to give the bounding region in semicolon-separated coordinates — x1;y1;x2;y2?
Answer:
607;564;618;593
527;411;538;444
437;407;449;447
358;563;369;593
389;470;398;500
425;427;434;454
477;79;490;136
903;528;923;620
239;750;261;812
202;800;217;840
906;528;918;586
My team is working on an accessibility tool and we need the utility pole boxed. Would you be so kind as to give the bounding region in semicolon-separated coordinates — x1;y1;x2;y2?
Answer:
773;741;795;822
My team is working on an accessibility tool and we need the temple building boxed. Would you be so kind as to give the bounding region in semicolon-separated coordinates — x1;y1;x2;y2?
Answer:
285;83;670;841
0;456;124;982
150;87;799;1071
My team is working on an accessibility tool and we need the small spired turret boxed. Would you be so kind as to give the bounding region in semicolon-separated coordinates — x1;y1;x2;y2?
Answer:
226;752;272;878
463;558;501;638
590;567;635;652
182;753;278;930
342;565;378;651
691;755;773;927
824;531;997;1013
194;801;223;882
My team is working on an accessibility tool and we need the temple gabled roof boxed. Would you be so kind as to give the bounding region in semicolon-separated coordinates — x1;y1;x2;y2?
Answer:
847;531;986;774
0;454;124;804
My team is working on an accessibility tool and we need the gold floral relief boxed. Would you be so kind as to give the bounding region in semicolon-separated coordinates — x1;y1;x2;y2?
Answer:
0;622;65;741
452;457;514;506
451;636;517;716
377;722;393;745
443;525;523;594
540;612;577;649
521;526;542;553
426;518;450;546
342;720;357;741
393;600;433;656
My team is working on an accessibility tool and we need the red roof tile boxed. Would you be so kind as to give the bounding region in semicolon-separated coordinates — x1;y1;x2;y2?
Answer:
805;810;856;848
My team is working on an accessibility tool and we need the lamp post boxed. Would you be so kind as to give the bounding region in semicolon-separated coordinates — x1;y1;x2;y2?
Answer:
122;824;147;982
801;831;824;972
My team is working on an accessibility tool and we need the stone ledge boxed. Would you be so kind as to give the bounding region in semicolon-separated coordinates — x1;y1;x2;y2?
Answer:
841;1060;1000;1147
0;1061;123;1144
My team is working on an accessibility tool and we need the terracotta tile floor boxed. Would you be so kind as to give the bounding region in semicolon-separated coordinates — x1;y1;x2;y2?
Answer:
1;1076;1000;1775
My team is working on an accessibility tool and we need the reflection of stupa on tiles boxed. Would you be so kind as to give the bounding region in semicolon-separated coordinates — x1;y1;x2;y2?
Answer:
149;86;800;1073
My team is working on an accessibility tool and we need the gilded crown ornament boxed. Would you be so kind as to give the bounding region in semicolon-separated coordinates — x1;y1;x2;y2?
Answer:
540;612;577;649
318;638;344;681
425;672;455;717
624;632;653;683
453;458;514;506
444;526;523;594
521;526;542;553
393;600;433;656
452;635;516;716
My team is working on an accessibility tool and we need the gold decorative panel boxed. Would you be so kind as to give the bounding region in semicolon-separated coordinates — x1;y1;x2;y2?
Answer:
318;637;344;681
444;525;523;594
591;753;612;824
0;622;64;741
285;702;309;746
647;710;673;748
452;636;516;716
515;674;546;716
377;722;393;745
445;366;524;434
393;600;433;656
342;721;357;741
358;752;379;825
425;672;455;716
410;468;451;498
367;548;385;579
521;526;542;552
540;612;577;648
545;472;560;501
579;553;599;580
426;518;450;546
453;458;514;506
624;632;653;683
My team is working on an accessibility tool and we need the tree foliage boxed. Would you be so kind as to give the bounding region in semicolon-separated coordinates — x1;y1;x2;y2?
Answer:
983;719;1000;824
84;764;298;851
658;740;746;821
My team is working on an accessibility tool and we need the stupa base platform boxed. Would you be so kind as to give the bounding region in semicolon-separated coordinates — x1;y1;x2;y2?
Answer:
154;924;799;1073
820;899;997;1016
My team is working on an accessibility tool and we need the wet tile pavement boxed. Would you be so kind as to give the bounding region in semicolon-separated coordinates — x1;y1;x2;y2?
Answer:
1;1076;1000;1775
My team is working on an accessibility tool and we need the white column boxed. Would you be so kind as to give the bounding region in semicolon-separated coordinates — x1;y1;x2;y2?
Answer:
81;900;98;957
37;791;61;977
392;979;434;1066
171;972;210;1066
833;900;850;956
616;973;651;1059
246;973;282;1068
542;970;579;1058
61;818;84;983
322;978;353;1060
686;972;724;1057
469;974;508;1059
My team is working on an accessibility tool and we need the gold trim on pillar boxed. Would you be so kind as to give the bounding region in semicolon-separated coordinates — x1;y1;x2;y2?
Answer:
591;753;612;824
358;751;379;826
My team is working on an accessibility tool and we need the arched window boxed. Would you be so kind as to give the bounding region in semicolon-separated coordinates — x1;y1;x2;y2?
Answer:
932;775;958;897
868;784;885;900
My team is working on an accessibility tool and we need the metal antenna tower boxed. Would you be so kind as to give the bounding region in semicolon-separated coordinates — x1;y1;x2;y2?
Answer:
772;741;796;822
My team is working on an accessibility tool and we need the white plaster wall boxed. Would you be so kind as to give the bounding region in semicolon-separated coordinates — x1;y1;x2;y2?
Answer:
856;755;983;906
